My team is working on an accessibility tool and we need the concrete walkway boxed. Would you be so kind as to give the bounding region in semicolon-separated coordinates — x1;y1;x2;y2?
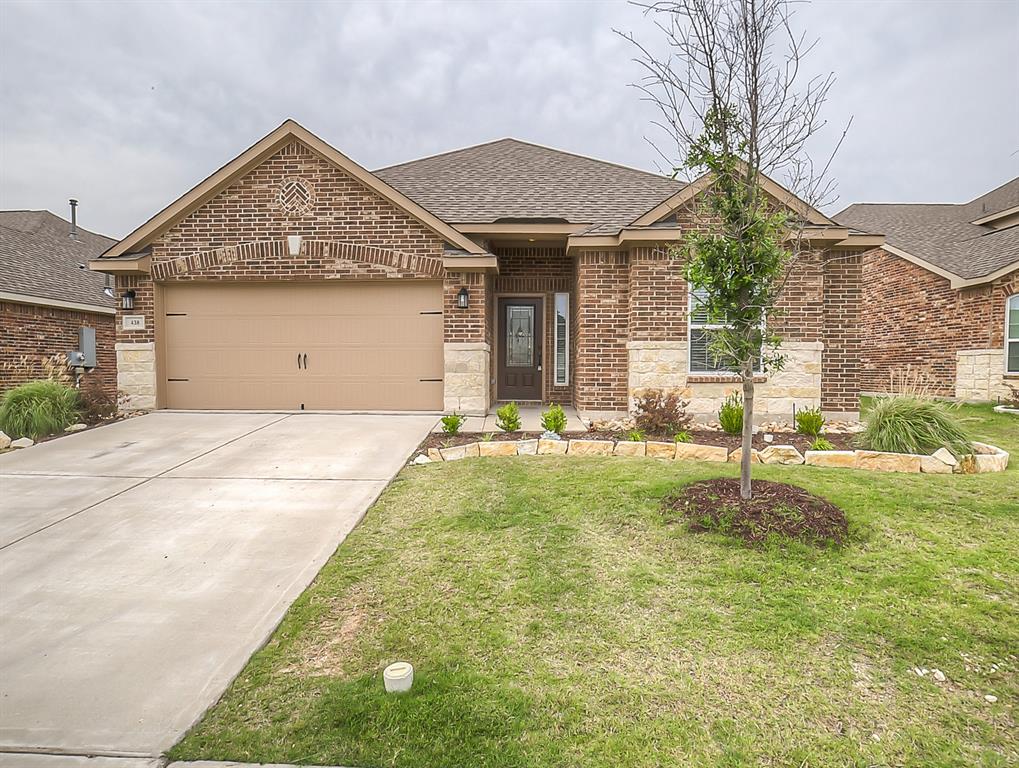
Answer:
431;404;582;433
0;412;434;759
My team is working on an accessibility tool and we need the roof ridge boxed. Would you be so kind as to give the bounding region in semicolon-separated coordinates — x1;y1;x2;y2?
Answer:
376;136;683;184
966;174;1019;207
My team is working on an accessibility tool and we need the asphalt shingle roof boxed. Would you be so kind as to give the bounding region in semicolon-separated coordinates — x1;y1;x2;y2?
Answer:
836;177;1019;280
0;210;116;308
374;138;684;225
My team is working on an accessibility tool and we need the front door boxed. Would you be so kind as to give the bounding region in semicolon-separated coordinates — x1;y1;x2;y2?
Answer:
497;297;543;401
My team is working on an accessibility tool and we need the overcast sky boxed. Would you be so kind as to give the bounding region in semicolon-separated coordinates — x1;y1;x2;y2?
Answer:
1;0;1016;239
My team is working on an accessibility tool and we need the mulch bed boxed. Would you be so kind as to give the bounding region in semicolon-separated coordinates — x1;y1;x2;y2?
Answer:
421;429;854;452
662;478;849;547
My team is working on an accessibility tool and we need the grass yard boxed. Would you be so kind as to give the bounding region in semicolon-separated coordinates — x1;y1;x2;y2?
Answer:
171;404;1018;767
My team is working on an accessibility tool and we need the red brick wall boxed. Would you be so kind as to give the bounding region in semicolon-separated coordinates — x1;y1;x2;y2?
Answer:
861;249;1017;395
821;249;863;412
443;271;488;344
492;246;573;404
574;251;630;410
773;252;824;342
121;139;446;346
0;300;116;398
628;246;687;341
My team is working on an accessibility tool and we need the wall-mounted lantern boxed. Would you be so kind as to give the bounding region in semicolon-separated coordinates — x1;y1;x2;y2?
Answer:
287;235;303;256
121;289;136;310
456;287;469;309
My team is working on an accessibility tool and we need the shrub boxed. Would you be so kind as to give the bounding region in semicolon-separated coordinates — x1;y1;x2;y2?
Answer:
496;401;521;432
718;392;743;435
809;437;835;451
541;403;567;435
857;396;971;457
0;379;81;440
627;429;646;442
78;377;116;422
674;430;693;443
440;412;465;435
795;406;825;437
633;390;691;435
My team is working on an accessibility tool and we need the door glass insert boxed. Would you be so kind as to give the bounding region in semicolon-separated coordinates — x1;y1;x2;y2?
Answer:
506;305;535;367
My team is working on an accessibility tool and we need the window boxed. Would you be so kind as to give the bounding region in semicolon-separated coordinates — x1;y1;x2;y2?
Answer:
688;288;762;374
1007;294;1019;374
554;292;569;385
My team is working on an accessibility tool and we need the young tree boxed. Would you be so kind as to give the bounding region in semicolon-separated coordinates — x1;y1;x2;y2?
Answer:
621;0;846;499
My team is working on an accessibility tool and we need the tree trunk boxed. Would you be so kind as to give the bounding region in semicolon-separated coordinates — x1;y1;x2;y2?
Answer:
740;370;755;499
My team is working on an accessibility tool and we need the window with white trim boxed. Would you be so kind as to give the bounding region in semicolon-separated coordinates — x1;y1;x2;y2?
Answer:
554;292;570;385
1007;294;1019;374
687;288;762;374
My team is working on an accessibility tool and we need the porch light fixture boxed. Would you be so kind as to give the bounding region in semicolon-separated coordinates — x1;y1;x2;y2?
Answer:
456;287;469;309
121;289;136;310
287;234;303;256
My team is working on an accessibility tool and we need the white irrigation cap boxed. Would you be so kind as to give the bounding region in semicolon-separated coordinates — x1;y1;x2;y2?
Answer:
383;661;414;693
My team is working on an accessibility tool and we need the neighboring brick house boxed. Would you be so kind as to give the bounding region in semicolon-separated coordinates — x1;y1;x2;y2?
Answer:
90;120;877;419
838;177;1019;402
0;209;117;397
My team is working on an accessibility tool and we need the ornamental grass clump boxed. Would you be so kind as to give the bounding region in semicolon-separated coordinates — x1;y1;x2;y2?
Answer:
858;396;972;458
0;379;81;440
718;393;743;436
795;406;825;437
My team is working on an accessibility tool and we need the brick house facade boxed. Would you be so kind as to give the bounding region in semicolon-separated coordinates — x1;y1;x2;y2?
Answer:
93;120;876;419
0;210;117;399
839;177;1019;402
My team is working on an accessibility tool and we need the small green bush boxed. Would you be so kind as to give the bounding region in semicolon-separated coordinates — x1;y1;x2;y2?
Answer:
675;430;693;443
496;401;521;432
809;437;835;451
541;403;567;434
718;393;743;435
627;429;646;442
858;396;971;457
0;379;81;440
440;412;466;435
795;406;825;437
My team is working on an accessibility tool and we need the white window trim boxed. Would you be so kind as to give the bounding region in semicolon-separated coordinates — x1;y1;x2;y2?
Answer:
1006;294;1019;374
554;292;570;386
687;289;763;375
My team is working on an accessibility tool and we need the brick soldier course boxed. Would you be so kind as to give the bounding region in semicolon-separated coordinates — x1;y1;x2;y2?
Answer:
92;120;880;419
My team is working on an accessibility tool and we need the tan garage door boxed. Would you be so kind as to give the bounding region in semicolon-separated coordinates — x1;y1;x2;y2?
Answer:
162;282;443;410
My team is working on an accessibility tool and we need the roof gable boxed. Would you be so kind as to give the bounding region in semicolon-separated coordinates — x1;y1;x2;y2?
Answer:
374;138;684;225
0;210;115;309
102;120;485;259
631;166;834;227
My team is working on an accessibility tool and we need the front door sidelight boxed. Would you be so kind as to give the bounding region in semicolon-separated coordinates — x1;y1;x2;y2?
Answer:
498;298;543;401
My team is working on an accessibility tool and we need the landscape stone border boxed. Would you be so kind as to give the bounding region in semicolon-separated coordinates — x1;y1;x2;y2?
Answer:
418;439;1009;475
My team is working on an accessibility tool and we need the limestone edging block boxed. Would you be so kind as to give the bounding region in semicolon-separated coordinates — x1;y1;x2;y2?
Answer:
728;447;761;464
613;441;647;457
567;439;614;456
646;441;677;459
805;450;857;469
674;442;729;462
439;442;480;461
517;439;539;455
537;438;568;455
478;441;518;457
759;445;805;465
855;450;921;473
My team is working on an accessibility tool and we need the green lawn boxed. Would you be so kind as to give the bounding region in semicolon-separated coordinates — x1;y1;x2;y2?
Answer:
171;404;1018;767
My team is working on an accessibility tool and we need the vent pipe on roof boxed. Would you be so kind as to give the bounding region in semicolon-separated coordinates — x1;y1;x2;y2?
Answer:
69;198;78;239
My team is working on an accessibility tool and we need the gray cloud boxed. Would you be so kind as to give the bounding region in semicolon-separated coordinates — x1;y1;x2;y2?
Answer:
1;0;1016;238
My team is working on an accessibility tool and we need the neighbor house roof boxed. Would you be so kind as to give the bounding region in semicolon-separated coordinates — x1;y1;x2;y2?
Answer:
0;210;115;311
374;138;685;225
836;177;1019;286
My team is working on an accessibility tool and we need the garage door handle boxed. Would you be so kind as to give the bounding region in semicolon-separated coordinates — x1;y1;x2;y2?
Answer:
297;353;302;370
303;353;308;370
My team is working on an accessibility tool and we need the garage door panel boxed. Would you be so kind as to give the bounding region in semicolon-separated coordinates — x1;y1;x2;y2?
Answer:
163;282;443;410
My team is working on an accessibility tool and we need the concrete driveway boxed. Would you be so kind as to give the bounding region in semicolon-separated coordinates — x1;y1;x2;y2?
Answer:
0;411;435;760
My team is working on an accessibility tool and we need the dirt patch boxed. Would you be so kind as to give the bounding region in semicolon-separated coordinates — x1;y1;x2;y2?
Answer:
281;587;382;678
421;429;853;452
662;478;849;547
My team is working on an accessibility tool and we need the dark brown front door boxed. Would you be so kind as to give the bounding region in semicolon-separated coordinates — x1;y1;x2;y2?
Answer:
497;297;542;401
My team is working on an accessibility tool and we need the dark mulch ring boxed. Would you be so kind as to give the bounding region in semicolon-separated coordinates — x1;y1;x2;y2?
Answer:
662;478;849;547
421;429;854;452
